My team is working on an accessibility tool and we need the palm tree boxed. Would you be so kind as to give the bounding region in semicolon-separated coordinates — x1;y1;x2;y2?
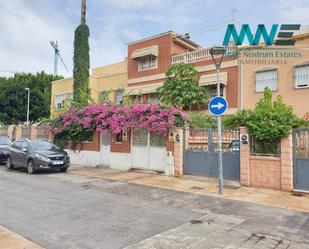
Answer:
81;0;86;24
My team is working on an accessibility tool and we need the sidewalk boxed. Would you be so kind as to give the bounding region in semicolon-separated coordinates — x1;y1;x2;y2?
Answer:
0;225;43;249
70;165;309;213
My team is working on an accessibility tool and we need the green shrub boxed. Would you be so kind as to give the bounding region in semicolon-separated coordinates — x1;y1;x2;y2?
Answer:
189;112;217;128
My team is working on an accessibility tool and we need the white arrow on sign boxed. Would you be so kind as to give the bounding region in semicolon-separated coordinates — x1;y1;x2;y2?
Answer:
211;102;224;110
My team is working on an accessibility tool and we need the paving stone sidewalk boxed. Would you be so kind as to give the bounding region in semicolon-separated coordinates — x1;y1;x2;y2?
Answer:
70;165;309;213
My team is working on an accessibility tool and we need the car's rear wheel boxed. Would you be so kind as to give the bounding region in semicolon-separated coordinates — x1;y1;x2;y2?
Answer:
6;156;14;170
27;160;36;174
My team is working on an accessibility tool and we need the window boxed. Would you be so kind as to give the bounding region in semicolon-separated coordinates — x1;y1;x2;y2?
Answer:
131;95;142;104
294;64;309;88
55;94;72;109
206;85;224;98
115;89;124;106
115;131;123;143
138;55;157;71
100;91;109;102
149;93;159;103
255;69;278;93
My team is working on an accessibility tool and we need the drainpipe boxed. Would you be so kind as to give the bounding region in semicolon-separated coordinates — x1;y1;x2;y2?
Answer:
240;63;244;110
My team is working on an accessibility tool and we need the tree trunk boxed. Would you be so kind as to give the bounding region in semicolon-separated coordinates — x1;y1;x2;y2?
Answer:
81;0;86;24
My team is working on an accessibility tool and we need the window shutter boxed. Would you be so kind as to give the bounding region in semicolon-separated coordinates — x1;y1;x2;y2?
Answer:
255;69;278;92
295;64;309;88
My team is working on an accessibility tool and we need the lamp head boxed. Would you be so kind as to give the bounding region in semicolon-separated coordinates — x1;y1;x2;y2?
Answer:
210;46;226;69
209;46;226;56
25;88;29;91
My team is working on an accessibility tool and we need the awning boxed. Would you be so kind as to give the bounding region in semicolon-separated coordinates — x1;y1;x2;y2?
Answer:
199;72;227;86
131;45;159;59
125;82;163;95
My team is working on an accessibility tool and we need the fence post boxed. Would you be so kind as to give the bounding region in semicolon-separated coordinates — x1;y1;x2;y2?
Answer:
240;127;250;186
280;132;293;191
173;128;184;177
31;124;37;140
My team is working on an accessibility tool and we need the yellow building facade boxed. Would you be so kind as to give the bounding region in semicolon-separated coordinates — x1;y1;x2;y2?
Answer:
240;33;309;119
51;59;127;115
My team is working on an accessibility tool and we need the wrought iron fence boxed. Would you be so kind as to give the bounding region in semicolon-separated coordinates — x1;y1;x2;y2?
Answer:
187;128;239;151
250;137;280;157
294;128;309;159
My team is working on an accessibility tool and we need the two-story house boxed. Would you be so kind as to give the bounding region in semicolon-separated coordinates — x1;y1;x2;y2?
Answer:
51;59;127;115
240;28;309;119
126;31;240;113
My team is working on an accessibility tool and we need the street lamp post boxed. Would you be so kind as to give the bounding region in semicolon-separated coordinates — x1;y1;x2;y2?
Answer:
210;46;226;195
25;88;30;127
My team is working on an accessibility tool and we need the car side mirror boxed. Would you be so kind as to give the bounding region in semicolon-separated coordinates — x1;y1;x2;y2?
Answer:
22;148;28;152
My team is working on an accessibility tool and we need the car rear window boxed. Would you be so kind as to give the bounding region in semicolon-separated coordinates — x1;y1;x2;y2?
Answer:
29;140;59;150
0;136;12;145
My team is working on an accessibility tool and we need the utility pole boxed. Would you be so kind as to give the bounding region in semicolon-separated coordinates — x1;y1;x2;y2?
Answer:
25;88;30;127
81;0;86;24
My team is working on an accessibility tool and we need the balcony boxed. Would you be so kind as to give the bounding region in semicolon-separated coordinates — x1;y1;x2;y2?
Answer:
171;42;237;65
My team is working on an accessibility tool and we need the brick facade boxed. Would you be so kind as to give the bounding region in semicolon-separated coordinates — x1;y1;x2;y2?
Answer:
67;131;100;152
240;128;294;191
249;156;281;190
128;33;173;80
199;65;239;108
127;32;240;109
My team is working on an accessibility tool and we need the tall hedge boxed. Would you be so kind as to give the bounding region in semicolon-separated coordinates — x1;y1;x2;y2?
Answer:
73;24;90;107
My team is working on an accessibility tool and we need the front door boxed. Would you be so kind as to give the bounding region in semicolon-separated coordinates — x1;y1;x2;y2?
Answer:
100;132;111;167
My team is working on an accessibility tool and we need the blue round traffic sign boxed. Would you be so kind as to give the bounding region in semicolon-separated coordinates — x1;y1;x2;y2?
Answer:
208;96;228;116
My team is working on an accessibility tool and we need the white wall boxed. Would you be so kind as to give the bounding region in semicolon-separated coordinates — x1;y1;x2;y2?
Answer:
66;150;100;167
109;152;131;170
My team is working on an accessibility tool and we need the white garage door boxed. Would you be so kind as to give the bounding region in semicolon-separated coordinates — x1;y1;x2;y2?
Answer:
131;130;166;172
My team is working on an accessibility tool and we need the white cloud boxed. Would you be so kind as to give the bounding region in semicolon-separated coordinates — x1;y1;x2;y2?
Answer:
97;0;165;9
278;0;309;24
0;0;75;77
0;0;308;79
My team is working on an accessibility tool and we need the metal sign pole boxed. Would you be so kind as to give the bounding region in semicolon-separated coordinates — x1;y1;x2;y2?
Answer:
209;46;227;195
216;67;224;195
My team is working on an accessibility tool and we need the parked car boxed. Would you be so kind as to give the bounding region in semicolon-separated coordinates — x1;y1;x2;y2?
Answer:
227;140;240;152
6;139;70;174
0;136;12;163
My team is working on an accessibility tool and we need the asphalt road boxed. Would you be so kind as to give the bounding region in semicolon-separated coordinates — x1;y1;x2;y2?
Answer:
0;165;309;249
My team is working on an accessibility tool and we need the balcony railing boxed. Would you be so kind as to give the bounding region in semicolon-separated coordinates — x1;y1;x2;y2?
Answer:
171;42;237;65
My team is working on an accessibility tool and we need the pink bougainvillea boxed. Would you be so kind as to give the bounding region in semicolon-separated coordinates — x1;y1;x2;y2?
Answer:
49;103;189;138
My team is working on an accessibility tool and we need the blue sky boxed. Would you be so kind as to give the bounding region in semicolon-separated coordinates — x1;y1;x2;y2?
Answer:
0;0;308;77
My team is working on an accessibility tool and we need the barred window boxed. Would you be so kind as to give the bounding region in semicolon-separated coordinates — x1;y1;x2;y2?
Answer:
138;55;157;70
55;93;72;109
294;64;309;88
100;91;109;102
206;85;224;98
255;69;278;93
115;89;124;106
